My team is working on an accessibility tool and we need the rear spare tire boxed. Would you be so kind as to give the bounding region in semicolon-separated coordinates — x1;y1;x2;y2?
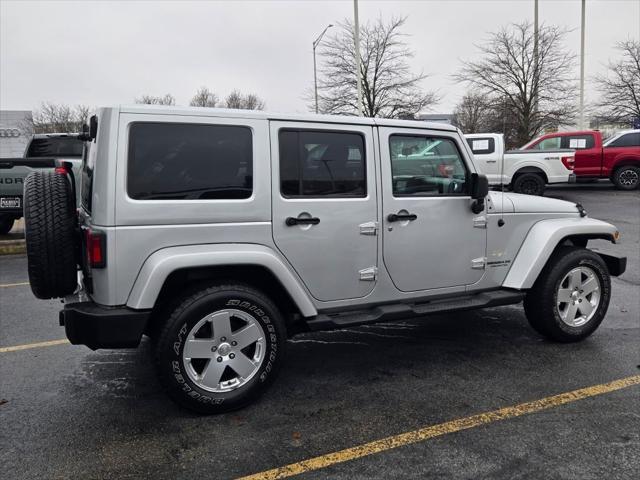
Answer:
24;171;78;299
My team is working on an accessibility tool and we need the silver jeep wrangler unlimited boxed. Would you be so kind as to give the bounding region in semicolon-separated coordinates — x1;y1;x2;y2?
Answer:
23;106;627;414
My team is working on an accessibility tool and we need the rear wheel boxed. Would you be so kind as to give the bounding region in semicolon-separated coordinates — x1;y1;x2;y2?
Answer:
512;173;545;196
23;171;78;299
154;283;287;414
0;215;15;235
524;247;611;342
611;165;640;190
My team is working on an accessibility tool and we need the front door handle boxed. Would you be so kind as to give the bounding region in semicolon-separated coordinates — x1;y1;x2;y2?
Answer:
286;216;320;226
387;212;417;222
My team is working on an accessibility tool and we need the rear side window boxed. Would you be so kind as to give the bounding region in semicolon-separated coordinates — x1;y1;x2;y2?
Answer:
26;137;83;158
607;132;640;147
127;123;252;200
466;137;495;154
560;135;595;149
279;129;366;197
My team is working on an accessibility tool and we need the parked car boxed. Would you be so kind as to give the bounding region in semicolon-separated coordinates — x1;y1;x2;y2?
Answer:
23;106;626;414
521;129;640;190
0;133;83;234
465;133;575;196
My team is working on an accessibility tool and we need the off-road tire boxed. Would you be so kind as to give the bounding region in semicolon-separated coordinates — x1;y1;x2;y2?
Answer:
23;171;77;299
512;173;546;196
611;165;640;190
0;215;15;235
154;283;287;414
524;247;611;342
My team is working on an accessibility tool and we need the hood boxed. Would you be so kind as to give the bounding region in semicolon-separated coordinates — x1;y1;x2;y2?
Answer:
487;191;580;215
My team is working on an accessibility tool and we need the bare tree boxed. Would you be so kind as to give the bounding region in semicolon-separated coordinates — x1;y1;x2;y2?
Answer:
190;87;219;107
22;102;91;134
453;92;494;133
456;22;576;147
135;93;175;105
315;16;438;118
593;39;640;124
224;90;265;110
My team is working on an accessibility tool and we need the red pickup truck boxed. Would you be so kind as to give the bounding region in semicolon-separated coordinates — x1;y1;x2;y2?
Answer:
521;130;640;190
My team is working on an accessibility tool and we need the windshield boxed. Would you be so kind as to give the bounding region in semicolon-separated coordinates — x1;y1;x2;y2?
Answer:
26;137;83;158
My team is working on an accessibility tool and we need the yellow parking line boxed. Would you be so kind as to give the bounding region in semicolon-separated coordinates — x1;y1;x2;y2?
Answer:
0;338;69;353
0;281;29;288
238;375;640;480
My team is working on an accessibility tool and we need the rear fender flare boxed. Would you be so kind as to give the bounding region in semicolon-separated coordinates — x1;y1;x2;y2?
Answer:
503;217;618;289
126;244;317;317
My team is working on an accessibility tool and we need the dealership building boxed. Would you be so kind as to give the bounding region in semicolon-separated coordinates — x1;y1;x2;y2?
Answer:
0;110;33;158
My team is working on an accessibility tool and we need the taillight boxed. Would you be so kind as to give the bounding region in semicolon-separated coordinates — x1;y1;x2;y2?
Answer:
561;156;575;170
85;229;106;268
54;166;67;174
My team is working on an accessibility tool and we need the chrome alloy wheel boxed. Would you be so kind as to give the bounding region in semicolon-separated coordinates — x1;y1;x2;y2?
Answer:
619;168;639;186
556;266;601;327
182;309;266;393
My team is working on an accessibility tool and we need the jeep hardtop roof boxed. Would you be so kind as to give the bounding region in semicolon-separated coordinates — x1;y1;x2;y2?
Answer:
114;105;459;132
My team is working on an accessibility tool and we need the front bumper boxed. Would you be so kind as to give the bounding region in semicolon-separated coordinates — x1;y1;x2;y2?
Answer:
596;253;627;277
59;302;150;350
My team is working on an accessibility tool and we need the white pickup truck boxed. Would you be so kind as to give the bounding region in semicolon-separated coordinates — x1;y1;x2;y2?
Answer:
465;133;575;196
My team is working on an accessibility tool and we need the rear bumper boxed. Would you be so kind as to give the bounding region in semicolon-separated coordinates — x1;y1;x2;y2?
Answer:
59;302;150;350
568;173;577;183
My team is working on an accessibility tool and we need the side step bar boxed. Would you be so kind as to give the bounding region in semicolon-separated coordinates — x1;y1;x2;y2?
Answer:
305;290;525;331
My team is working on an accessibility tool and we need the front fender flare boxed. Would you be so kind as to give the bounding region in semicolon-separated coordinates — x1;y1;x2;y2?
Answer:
503;217;618;289
126;244;317;317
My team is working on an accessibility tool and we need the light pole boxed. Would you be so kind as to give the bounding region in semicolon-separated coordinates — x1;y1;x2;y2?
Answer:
313;24;333;114
354;0;363;116
579;0;586;129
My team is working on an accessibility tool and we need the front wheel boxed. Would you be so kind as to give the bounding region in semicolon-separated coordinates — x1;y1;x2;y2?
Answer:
154;283;287;414
524;247;611;342
611;165;640;190
512;173;546;196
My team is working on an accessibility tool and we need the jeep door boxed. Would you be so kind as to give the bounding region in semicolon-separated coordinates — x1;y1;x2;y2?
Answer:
270;122;378;302
379;127;486;292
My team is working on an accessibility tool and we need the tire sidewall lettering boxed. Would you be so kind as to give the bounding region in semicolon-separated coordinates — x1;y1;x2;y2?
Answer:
166;294;281;406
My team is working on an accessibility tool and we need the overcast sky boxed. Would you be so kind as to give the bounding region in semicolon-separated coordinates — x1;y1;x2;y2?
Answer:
1;0;639;114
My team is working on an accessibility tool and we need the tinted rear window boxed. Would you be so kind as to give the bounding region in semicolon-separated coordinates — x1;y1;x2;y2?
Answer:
26;137;83;158
279;129;366;197
127;123;253;200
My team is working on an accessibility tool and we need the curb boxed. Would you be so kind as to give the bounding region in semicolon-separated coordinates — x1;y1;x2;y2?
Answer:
0;239;26;255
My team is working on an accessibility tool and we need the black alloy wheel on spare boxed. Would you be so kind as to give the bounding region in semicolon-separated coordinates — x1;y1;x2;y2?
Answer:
23;170;78;299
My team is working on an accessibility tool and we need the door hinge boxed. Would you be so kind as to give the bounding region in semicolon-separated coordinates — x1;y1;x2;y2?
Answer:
359;266;378;281
471;257;486;270
473;216;487;228
359;221;379;236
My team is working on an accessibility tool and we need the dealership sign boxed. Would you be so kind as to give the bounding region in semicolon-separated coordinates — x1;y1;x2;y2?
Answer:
0;128;22;137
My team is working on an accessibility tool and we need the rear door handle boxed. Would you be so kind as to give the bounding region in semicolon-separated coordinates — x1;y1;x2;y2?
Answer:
286;216;320;226
387;213;417;222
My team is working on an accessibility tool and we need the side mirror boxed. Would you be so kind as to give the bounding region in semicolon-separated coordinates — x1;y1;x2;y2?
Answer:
470;173;489;213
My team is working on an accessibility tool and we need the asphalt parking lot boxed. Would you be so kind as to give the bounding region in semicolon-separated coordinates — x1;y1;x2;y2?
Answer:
1;182;638;480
